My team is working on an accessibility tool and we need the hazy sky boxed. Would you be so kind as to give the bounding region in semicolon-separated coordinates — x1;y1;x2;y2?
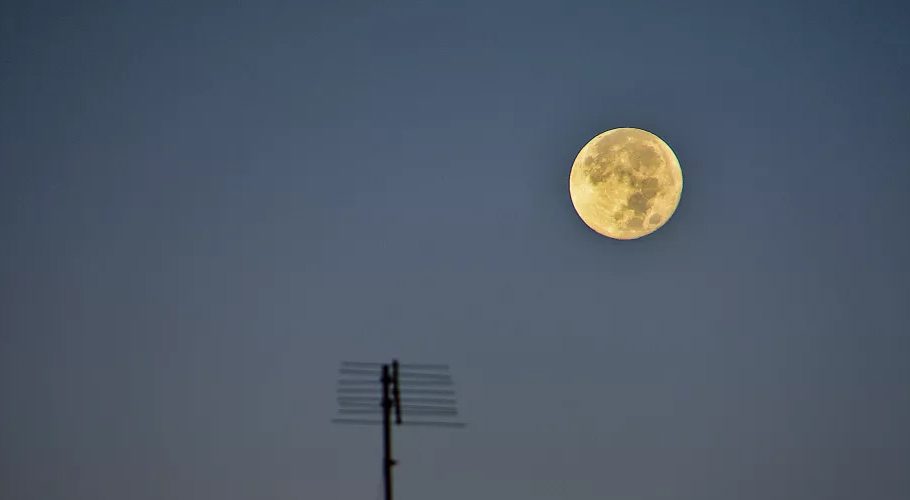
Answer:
2;1;909;499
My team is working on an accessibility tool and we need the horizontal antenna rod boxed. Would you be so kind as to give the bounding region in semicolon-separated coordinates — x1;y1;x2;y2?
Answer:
338;403;457;412
338;396;457;405
339;408;457;416
337;400;381;408
333;418;466;428
338;379;453;387
336;387;456;396
339;368;452;380
342;361;450;371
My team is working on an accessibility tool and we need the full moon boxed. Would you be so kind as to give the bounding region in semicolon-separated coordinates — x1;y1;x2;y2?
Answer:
569;128;682;240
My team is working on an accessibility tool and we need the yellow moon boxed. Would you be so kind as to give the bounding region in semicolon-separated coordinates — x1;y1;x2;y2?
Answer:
569;128;682;240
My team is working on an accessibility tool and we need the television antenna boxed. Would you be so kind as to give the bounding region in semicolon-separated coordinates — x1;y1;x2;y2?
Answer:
332;360;465;500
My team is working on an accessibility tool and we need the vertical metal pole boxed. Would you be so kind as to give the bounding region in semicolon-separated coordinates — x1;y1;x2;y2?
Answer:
381;364;393;500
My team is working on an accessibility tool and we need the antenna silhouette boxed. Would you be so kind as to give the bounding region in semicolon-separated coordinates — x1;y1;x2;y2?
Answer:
332;359;465;500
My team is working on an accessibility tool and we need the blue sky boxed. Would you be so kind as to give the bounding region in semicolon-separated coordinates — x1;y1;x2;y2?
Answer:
2;1;909;499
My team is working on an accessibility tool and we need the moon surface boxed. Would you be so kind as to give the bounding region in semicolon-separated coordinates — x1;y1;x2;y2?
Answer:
569;128;682;240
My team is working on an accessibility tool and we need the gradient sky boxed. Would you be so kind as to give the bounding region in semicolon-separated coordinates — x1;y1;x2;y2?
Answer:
2;1;909;499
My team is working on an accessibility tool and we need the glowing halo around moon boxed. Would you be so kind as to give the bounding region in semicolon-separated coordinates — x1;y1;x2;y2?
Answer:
569;128;682;240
